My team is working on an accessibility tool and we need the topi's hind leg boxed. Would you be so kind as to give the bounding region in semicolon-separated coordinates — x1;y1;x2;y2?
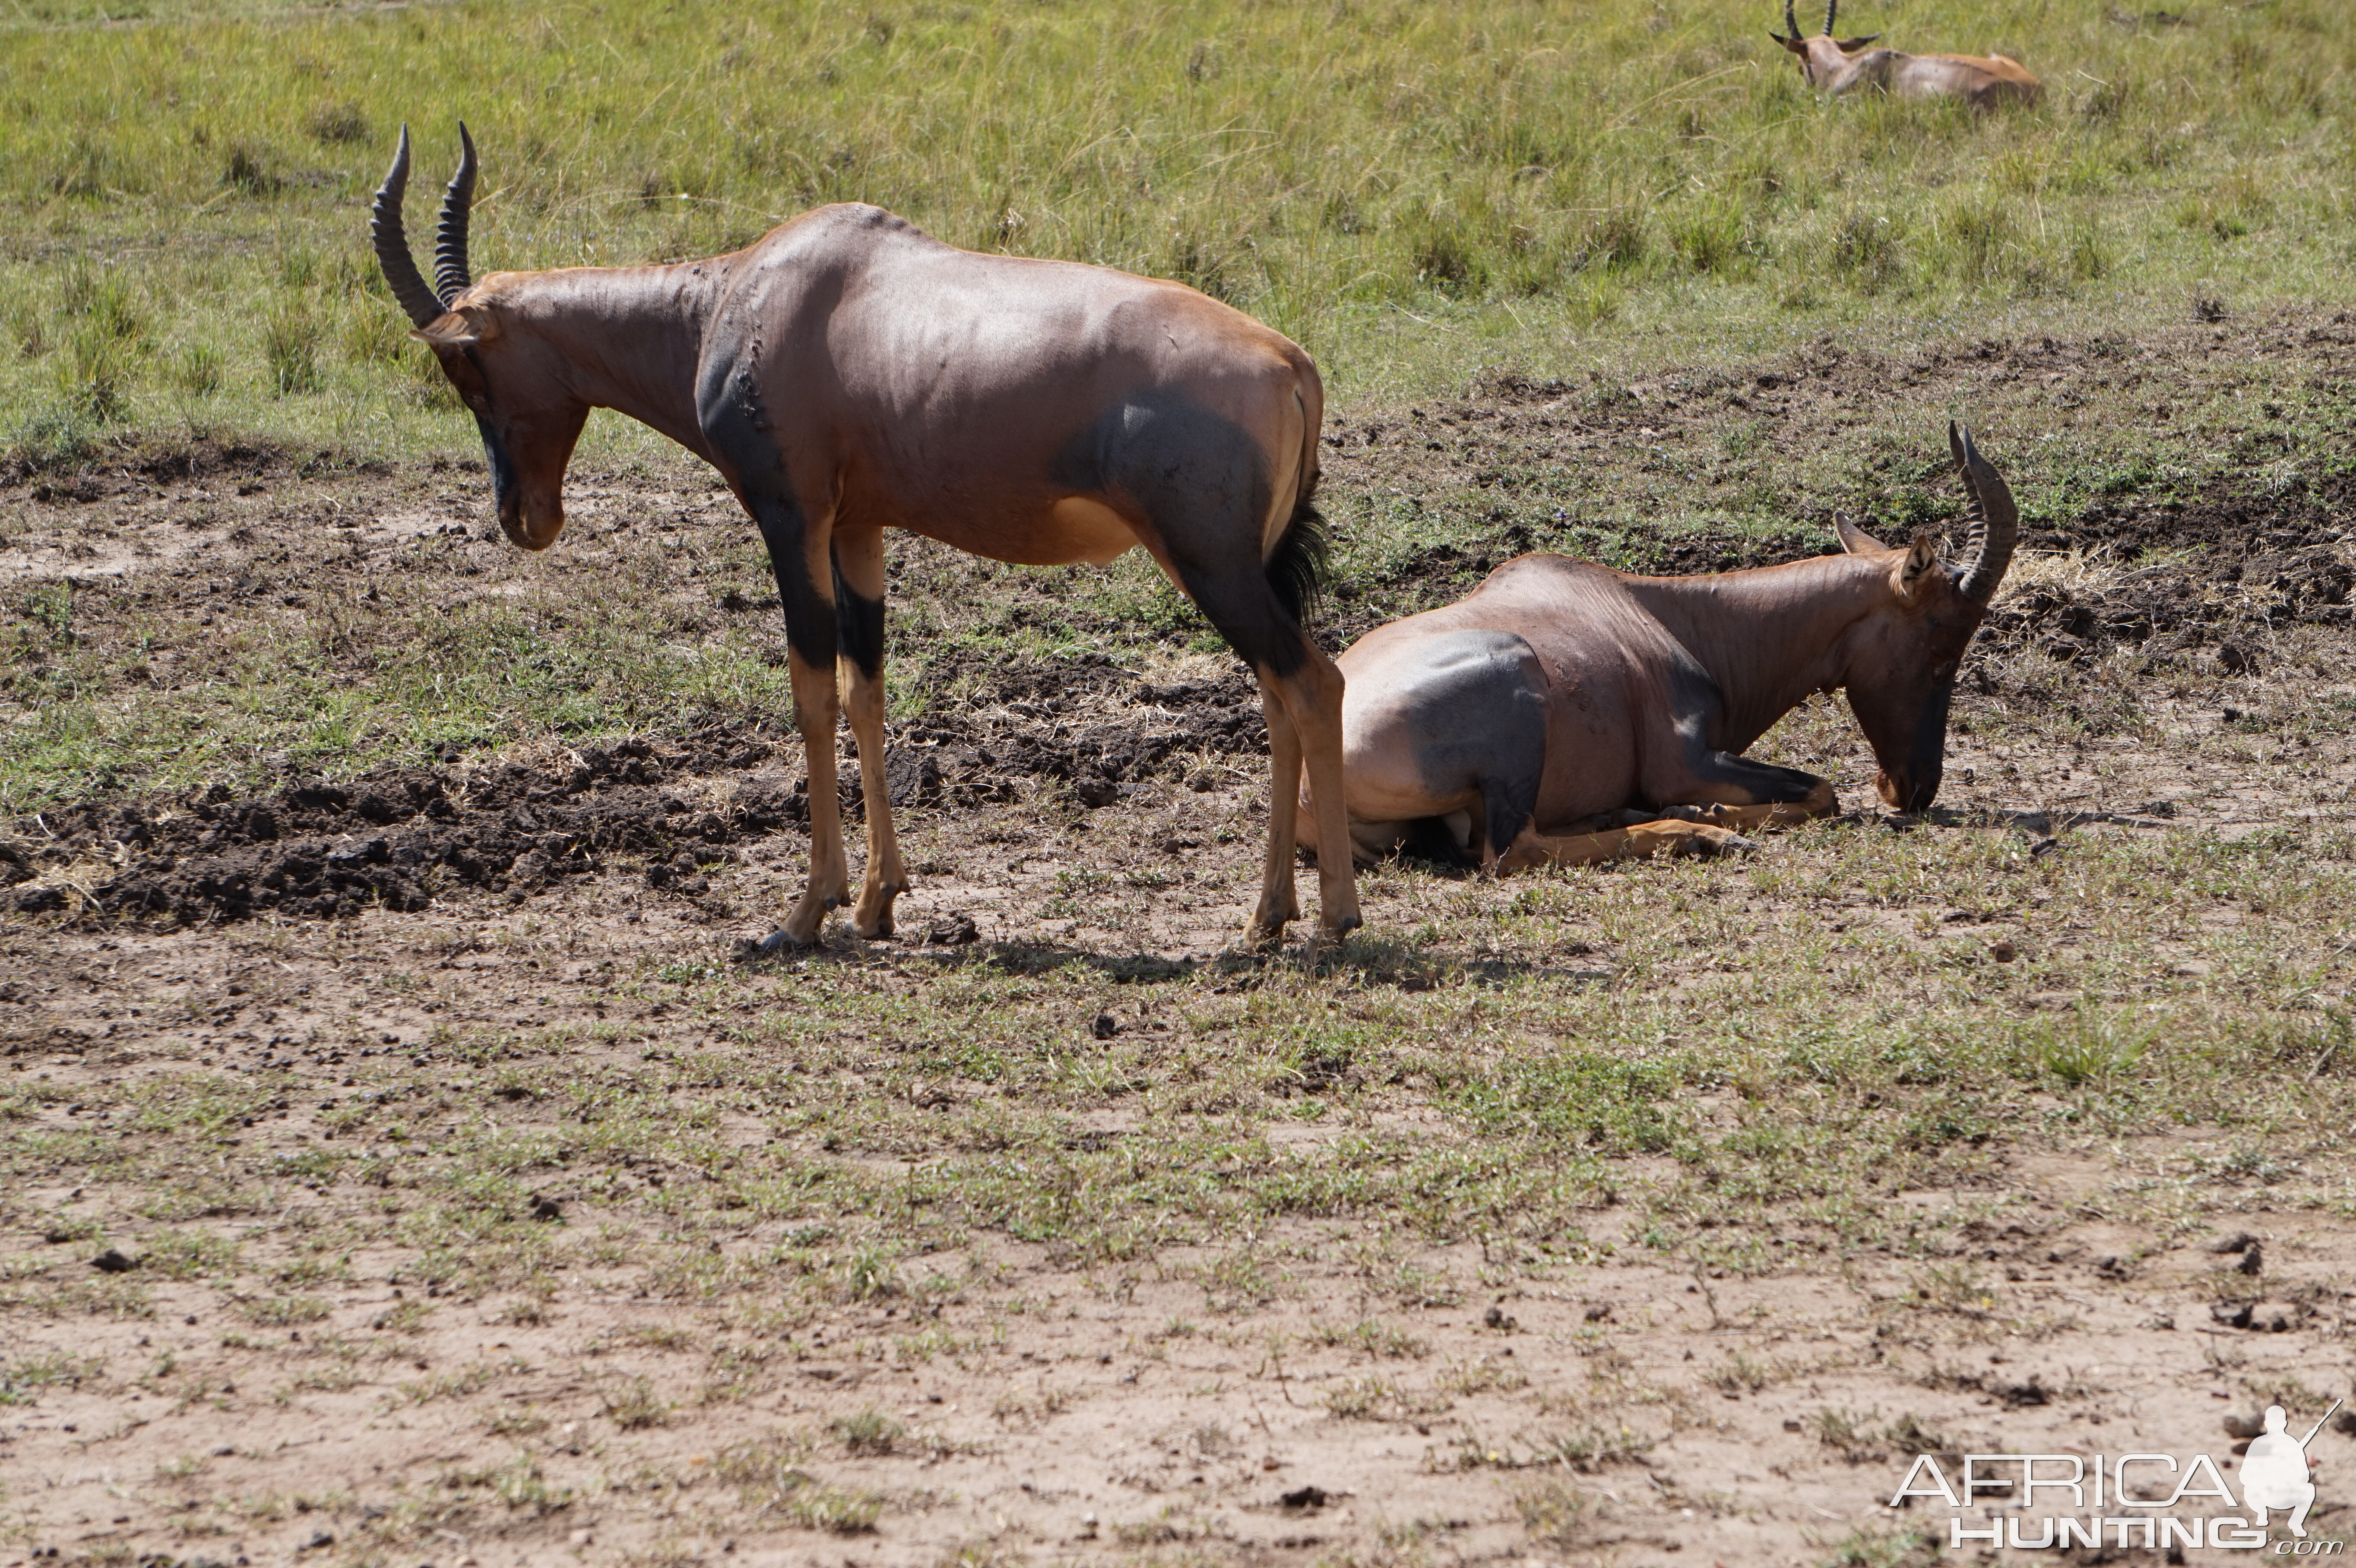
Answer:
1496;819;1758;872
1249;671;1305;942
1094;388;1358;945
1267;643;1360;941
833;525;909;939
1165;558;1359;945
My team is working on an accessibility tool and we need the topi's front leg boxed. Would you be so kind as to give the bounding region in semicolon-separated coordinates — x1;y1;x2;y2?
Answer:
832;525;909;939
737;479;851;955
1496;820;1759;870
764;647;852;952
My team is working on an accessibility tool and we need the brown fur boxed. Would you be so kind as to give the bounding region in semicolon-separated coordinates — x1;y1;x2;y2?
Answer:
1773;2;2039;109
1303;425;2019;872
373;132;1362;949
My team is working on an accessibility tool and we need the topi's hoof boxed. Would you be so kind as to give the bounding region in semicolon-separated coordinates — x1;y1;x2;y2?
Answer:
1318;913;1364;945
737;928;814;964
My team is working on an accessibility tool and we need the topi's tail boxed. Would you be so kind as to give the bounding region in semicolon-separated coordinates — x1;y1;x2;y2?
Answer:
1265;468;1330;627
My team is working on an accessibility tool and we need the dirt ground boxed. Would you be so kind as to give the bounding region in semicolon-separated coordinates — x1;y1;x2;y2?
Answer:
5;317;2356;1567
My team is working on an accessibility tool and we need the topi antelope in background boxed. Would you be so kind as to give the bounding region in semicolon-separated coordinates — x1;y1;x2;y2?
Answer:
1771;0;2040;109
1300;424;2017;871
370;125;1362;952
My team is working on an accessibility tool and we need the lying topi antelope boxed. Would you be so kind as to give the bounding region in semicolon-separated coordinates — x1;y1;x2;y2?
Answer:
370;125;1361;950
1300;423;2016;870
1771;0;2039;109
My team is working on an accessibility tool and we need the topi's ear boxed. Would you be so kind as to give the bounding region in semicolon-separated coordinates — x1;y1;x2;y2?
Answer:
1891;530;1941;599
1770;30;1809;51
412;305;497;349
1834;33;1881;51
1835;512;1891;554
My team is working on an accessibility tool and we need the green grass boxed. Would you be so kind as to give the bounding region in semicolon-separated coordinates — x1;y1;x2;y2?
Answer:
12;811;2341;1307
3;0;2354;462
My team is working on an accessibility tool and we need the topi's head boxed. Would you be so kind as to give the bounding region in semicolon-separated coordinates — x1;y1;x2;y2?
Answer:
1771;0;1883;88
370;124;587;551
1829;423;2018;813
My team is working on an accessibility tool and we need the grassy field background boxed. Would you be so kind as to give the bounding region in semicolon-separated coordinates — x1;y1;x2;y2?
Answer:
3;0;2353;462
7;0;2356;815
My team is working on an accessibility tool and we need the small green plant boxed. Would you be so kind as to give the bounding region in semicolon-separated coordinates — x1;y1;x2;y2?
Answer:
2068;222;2112;281
2039;1012;2154;1086
1;1351;104;1405
1814;1406;1884;1463
1410;209;1488;294
829;1408;904;1455
490;1451;570;1512
1710;1350;1778;1395
263;304;321;396
598;1374;669;1429
1513;1479;1595;1548
171;342;225;397
304;99;369;145
833;1242;899;1302
341;307;408;367
222;144;278;196
782;1482;884;1534
1831;211;1903;293
713;1433;880;1533
241;1295;330;1327
1946;197;2017;284
1672;199;1753;277
54;326;139;423
1819;1526;1941;1568
1323;1376;1394;1419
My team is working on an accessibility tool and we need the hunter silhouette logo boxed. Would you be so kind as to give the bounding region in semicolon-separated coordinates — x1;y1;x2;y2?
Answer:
1888;1398;2343;1553
2244;1404;2328;1539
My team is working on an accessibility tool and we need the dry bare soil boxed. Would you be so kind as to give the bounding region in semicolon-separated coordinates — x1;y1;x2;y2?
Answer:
4;317;2356;1568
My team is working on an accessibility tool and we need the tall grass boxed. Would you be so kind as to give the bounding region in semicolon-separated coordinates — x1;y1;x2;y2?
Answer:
1;0;2353;457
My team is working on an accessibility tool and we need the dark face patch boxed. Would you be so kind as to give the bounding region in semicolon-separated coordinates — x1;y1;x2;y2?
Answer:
471;408;521;529
1846;588;1982;812
431;346;525;534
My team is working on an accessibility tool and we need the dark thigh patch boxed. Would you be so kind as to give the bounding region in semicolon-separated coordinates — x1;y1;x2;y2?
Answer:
1049;389;1269;539
1393;629;1548;857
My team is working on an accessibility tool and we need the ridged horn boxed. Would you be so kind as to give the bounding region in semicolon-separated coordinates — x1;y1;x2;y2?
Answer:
1949;422;2019;604
1823;0;1838;35
370;125;446;329
433;122;479;307
1779;0;1801;39
1834;512;1891;554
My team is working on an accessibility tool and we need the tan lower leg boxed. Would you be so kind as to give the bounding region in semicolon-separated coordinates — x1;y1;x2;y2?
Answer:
1248;674;1303;943
781;654;850;944
1274;654;1362;939
1496;819;1753;872
1694;779;1838;833
840;654;909;939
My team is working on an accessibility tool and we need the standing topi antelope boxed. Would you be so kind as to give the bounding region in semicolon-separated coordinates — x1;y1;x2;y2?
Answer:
1299;424;2016;871
1770;0;2040;109
370;125;1362;951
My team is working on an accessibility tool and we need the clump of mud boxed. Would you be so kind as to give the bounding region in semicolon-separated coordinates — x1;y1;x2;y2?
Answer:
5;658;1271;929
1983;544;2351;668
7;736;773;925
